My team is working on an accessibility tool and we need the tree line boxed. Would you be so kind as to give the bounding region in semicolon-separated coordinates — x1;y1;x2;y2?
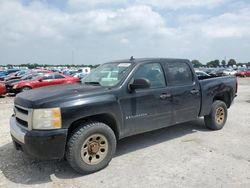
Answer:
2;60;250;69
191;59;250;68
3;63;100;69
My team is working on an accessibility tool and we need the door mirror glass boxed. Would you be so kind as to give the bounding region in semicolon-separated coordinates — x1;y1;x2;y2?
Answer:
129;78;150;90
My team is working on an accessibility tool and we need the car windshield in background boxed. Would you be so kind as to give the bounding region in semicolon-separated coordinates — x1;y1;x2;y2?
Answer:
82;62;132;87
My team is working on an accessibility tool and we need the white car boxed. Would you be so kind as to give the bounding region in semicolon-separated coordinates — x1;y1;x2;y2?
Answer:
223;68;237;76
195;70;210;77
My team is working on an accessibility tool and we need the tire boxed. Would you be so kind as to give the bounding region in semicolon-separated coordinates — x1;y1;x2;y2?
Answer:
204;100;228;130
21;86;31;92
66;122;116;174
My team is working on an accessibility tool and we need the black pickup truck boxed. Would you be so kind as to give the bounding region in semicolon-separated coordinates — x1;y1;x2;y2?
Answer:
10;58;237;174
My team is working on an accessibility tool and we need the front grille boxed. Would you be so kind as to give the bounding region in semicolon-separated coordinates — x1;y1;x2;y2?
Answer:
15;106;28;115
16;117;28;128
14;105;31;129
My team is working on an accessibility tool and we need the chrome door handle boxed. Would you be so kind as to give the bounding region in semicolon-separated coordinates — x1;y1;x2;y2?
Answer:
160;93;172;100
190;89;199;94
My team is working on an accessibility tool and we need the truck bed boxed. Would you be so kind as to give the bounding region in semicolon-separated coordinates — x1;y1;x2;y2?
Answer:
198;76;237;116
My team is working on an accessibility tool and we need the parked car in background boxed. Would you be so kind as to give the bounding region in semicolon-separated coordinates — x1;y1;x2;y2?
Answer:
63;70;81;76
223;68;237;76
235;68;250;77
73;72;87;79
209;68;226;77
6;72;47;93
4;70;30;81
11;73;80;93
0;82;6;96
4;69;50;82
203;68;216;75
195;70;211;77
0;69;20;81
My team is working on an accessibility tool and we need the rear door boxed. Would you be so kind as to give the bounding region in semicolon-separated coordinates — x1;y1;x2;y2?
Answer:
163;61;201;124
53;74;67;85
36;74;54;88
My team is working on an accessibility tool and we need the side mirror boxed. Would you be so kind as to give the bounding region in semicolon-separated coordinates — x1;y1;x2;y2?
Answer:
129;78;150;91
38;78;43;82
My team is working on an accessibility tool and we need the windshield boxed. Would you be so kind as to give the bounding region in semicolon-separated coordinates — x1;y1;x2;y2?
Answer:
82;62;132;87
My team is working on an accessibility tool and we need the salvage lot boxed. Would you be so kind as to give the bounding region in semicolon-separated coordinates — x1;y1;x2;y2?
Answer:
0;78;250;188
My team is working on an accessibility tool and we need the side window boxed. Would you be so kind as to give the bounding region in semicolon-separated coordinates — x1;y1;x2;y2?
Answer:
54;74;65;79
134;63;166;89
42;75;53;80
165;62;193;86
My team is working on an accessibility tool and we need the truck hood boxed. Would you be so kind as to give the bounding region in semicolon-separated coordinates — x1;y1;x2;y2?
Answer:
15;83;110;108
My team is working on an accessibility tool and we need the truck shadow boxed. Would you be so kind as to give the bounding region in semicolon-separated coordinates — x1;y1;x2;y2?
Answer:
0;118;208;185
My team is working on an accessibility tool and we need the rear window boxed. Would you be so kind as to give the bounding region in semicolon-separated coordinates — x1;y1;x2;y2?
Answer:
165;62;193;86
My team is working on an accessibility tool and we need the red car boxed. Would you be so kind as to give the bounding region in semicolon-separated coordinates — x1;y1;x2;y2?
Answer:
0;82;6;96
11;73;80;93
235;69;250;77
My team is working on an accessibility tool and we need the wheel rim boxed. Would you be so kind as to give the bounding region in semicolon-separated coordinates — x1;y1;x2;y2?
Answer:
22;87;30;91
81;134;108;165
215;107;225;124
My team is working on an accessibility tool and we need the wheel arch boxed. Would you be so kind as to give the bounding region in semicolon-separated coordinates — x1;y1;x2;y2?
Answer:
213;91;232;108
68;113;120;140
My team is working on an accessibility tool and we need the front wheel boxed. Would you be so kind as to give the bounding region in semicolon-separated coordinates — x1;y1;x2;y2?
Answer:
204;100;228;130
66;122;116;174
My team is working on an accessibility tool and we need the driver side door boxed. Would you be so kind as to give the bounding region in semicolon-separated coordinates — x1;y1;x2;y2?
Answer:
119;62;174;136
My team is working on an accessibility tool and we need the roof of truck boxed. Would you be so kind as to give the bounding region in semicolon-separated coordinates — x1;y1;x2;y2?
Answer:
107;57;190;64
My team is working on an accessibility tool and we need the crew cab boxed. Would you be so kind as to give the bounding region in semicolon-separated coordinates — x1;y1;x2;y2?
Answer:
10;58;237;174
10;73;80;93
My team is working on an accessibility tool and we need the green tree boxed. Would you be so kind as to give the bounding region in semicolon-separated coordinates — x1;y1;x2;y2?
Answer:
206;60;220;67
191;60;203;68
227;59;237;66
221;60;226;67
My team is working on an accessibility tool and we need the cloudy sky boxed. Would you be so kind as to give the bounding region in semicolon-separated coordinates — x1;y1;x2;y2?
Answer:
0;0;250;65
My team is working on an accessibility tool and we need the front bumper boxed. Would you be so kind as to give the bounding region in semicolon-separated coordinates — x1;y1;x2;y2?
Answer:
10;116;68;159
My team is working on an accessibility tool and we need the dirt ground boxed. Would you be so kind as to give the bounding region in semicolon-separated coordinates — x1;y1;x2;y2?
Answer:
0;78;250;188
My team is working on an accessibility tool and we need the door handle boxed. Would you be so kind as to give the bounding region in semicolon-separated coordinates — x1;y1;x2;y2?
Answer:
190;89;199;94
160;93;172;100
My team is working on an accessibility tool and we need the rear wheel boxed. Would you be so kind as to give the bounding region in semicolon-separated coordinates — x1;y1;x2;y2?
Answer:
66;122;116;174
21;86;31;92
204;100;228;130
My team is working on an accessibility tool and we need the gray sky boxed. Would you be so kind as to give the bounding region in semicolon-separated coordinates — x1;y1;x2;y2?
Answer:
0;0;250;65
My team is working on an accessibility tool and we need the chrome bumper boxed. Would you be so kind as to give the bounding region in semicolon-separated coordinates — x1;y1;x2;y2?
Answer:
10;116;26;143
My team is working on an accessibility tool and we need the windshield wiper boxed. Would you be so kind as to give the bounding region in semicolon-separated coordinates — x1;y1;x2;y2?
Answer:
84;81;100;86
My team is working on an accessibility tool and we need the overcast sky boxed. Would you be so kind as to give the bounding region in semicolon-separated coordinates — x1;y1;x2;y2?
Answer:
0;0;250;65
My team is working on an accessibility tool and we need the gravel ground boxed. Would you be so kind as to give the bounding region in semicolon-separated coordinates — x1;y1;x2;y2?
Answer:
0;78;250;188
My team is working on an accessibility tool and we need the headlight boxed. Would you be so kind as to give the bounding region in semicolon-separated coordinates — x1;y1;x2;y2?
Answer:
13;85;18;89
32;108;62;130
